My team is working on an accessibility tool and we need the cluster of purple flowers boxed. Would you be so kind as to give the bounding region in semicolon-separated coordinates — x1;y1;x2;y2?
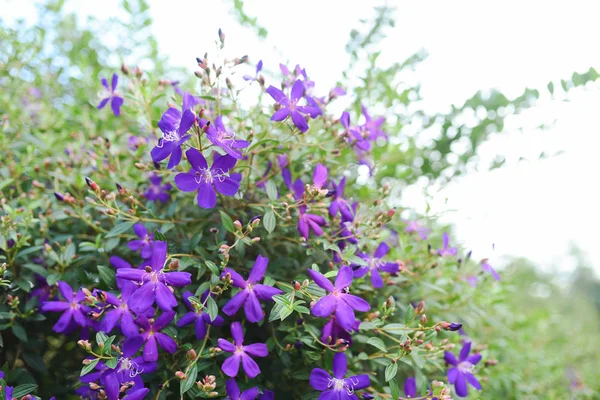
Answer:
81;62;493;399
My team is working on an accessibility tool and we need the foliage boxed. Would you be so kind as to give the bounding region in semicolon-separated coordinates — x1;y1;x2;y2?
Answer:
0;1;598;399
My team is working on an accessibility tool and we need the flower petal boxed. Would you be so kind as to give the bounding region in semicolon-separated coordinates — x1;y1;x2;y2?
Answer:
151;241;168;271
349;374;371;390
197;182;217;208
459;342;472;362
335;299;355;330
175;172;200;192
222;268;248;288
311;295;337;317
244;291;264;323
143;335;158;362
454;371;468;397
290;80;304;102
307;269;334;292
155;332;177;353
164;271;192;287
218;338;236;353
222;290;249;317
186;147;208;170
465;372;481;390
222;354;241;377
214;176;240;197
248;255;268;284
231;321;245;346
309;368;332;391
266;86;286;103
155;283;177;310
243;343;268;357
445;352;458;366
374;242;390;258
252;284;282;301
334;265;353;290
58;281;73;300
241;353;261;378
291;111;308;132
332;352;347;378
271;108;290;121
128;283;155;314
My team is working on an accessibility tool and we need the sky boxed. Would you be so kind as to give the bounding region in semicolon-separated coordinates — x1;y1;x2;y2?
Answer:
3;0;600;275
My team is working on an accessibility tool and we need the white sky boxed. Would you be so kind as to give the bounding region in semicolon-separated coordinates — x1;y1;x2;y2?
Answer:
3;0;600;274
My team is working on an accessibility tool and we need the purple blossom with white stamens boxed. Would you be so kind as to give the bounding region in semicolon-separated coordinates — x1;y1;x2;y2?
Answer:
144;174;171;203
481;259;501;281
266;80;320;133
218;321;268;378
41;281;90;333
329;177;354;222
177;291;224;339
116;241;192;314
309;352;370;399
201;117;250;160
404;220;430;240
127;223;154;259
308;265;370;329
444;341;482;397
438;232;458;257
221;255;283;323
97;73;123;117
123;310;177;362
151;93;197;169
174;148;242;209
225;379;259;400
97;285;145;337
352;242;399;289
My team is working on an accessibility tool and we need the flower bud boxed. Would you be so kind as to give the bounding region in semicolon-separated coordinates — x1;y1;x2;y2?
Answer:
292;280;301;290
485;359;498;367
85;177;99;191
233;220;243;230
175;371;186;380
54;192;65;201
89;382;100;390
187;349;197;360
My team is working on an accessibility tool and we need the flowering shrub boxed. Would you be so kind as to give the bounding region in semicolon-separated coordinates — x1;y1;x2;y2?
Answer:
1;1;599;399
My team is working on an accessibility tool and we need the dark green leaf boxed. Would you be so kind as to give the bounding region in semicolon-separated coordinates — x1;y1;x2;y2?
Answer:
97;265;115;285
154;230;167;242
219;211;235;233
105;357;118;369
106;221;134;237
12;322;27;342
367;337;387;352
181;363;198;395
12;384;38;398
404;305;415;324
207;296;218;322
385;361;398;382
80;359;99;376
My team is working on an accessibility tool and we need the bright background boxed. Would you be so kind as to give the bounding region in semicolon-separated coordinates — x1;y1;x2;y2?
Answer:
4;0;600;275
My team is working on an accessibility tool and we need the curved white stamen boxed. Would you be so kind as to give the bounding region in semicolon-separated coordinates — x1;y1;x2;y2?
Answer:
327;377;357;395
118;357;144;378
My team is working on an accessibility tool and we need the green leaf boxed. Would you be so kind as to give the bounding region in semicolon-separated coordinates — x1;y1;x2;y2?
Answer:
404;305;415;324
207;296;218;322
154;230;167;242
263;210;276;233
385;361;398;382
11;322;27;342
181;363;199;395
97;265;115;285
105;357;118;369
205;260;220;276
411;350;424;369
96;331;109;346
12;384;38;398
80;358;99;376
389;378;400;400
22;262;49;277
106;221;134;237
279;307;293;321
367;337;387;353
265;181;278;201
22;353;47;373
219;211;235;233
46;273;61;286
347;255;367;266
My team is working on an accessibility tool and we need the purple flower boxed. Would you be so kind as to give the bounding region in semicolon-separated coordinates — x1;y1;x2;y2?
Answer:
243;60;263;82
341;111;371;152
404;220;430;240
312;163;328;190
404;377;417;398
150;93;196;169
174;148;242;209
144;174;171;203
278;154;292;190
127;223;154;259
329;177;354;222
202;117;250;160
292;179;326;240
266;80;320;133
444;342;482;397
352;243;399;289
97;74;124;117
360;105;386;141
225;379;259;400
329;86;347;99
97;285;142;337
128;135;149;150
221;255;283;323
308;265;370;329
41;282;90;333
481;259;501;281
321;316;360;345
218;321;268;378
177;291;224;339
258;390;274;400
465;275;478;288
89;336;155;400
309;352;370;398
123;310;177;362
116;241;192;314
438;232;458;257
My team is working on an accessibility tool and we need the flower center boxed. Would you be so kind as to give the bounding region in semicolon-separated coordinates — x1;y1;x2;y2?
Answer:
194;168;229;184
162;127;180;142
118;357;144;377
458;361;474;374
368;257;384;271
327;377;359;394
234;346;244;355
